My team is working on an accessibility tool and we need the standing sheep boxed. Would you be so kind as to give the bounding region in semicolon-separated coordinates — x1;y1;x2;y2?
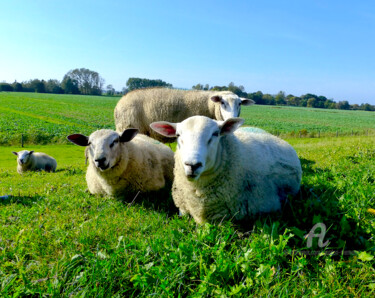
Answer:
12;150;57;174
67;129;174;198
150;116;302;224
114;88;254;142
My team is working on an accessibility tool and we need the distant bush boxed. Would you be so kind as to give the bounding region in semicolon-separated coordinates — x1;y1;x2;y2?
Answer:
0;83;13;91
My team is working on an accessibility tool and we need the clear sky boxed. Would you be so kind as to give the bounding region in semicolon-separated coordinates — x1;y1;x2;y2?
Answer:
1;0;375;105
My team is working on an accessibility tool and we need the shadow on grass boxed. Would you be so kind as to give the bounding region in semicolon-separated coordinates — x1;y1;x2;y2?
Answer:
113;183;179;217
234;158;371;252
0;194;45;207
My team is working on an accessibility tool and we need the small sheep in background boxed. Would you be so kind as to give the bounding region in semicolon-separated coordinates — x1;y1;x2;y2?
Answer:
114;88;254;142
67;129;174;198
12;150;57;174
150;116;302;224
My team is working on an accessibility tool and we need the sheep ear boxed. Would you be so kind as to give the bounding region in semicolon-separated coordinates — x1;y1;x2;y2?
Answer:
119;128;138;143
211;95;222;103
67;134;89;146
12;151;18;156
29;151;34;155
240;98;255;106
220;118;244;135
150;122;177;137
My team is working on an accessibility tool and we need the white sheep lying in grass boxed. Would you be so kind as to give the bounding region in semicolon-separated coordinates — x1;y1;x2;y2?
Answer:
150;116;302;224
12;150;57;174
67;129;174;198
114;88;254;142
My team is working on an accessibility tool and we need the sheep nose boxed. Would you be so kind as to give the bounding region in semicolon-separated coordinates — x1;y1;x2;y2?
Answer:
95;157;107;167
184;162;203;173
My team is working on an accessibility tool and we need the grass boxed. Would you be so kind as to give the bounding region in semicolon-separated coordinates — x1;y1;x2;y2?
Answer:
0;92;118;145
0;92;374;296
1;92;375;145
242;105;375;137
1;140;374;296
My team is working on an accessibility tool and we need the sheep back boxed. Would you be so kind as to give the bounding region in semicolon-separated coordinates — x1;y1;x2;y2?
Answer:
114;88;232;142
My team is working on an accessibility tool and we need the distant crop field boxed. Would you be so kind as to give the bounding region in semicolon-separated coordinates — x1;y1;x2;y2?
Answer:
1;92;375;145
242;105;375;136
0;92;118;145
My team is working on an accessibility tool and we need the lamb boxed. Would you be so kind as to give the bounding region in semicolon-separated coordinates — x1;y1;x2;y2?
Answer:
150;116;302;224
114;88;254;142
67;128;174;198
12;150;57;174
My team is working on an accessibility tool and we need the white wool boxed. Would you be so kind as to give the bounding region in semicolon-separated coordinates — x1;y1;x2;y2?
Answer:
12;150;57;174
151;116;302;224
68;129;174;197
114;88;254;142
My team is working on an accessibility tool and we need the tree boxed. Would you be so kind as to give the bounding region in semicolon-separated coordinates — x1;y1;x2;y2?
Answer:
62;77;80;94
192;83;203;90
337;100;350;110
63;68;105;95
0;83;13;91
106;84;115;96
126;78;172;91
307;97;317;108
45;79;64;94
12;82;23;92
35;80;46;93
275;91;286;105
247;91;264;105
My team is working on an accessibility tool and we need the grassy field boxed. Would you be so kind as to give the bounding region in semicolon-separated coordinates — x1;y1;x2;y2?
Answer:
1;92;375;145
0;92;374;296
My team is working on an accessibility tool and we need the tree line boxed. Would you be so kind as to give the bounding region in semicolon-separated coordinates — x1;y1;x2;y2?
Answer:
192;82;375;111
0;69;173;97
1;71;374;111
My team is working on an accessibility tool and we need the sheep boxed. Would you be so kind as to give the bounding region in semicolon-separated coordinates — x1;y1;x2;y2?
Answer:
12;150;57;174
67;128;174;198
114;88;254;142
150;116;302;224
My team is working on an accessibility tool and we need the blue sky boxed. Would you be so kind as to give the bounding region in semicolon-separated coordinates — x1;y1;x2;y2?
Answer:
1;0;375;104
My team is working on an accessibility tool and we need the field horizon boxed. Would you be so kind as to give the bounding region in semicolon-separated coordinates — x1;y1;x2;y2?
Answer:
1;92;375;146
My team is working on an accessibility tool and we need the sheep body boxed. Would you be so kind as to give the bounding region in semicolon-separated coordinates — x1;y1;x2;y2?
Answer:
114;88;254;142
68;129;174;197
12;150;57;174
150;116;302;224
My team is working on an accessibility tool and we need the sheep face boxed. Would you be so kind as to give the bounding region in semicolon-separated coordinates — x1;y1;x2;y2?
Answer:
67;129;138;171
12;150;34;165
150;116;244;180
211;93;254;120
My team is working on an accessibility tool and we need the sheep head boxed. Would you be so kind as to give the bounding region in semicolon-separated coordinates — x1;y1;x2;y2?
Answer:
12;150;34;165
151;116;244;180
67;129;138;171
211;92;254;120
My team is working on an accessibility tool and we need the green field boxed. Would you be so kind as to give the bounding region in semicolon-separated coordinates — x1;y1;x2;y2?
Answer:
0;92;374;296
0;92;118;145
1;92;375;145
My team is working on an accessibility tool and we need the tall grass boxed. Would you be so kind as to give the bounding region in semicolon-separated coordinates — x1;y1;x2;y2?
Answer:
0;92;374;295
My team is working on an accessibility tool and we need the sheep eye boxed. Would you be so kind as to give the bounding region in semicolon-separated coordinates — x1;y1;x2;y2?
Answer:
208;131;219;145
109;140;118;148
176;133;180;138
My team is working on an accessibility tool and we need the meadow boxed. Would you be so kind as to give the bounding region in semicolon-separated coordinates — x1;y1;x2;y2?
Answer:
0;92;374;296
1;92;375;146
